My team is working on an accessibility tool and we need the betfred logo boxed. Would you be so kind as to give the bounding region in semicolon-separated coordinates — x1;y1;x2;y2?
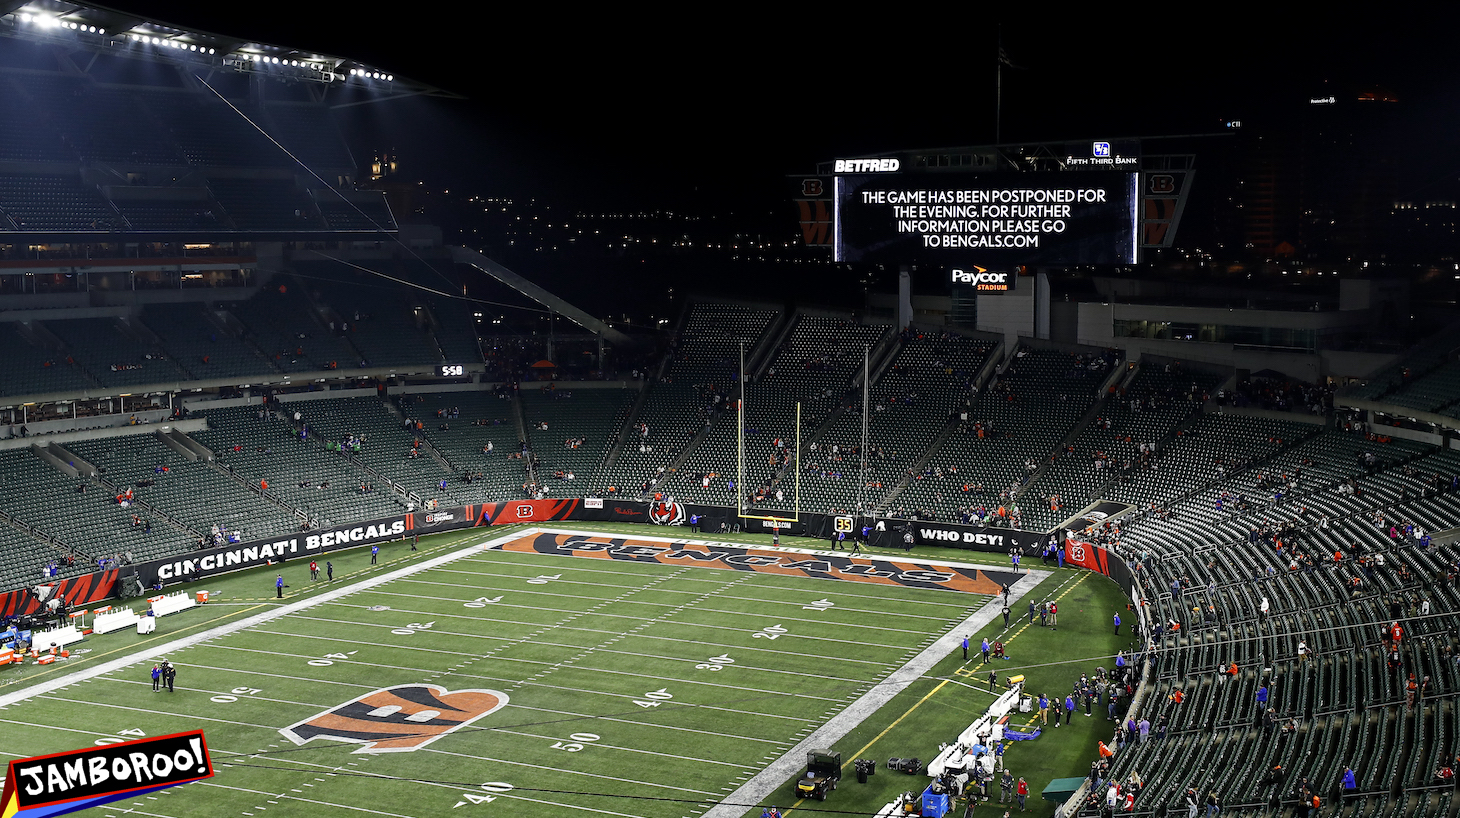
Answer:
835;158;900;173
280;685;507;754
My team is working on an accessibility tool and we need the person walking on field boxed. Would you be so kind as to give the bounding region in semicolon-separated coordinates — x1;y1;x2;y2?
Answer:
963;636;970;661
1114;612;1122;634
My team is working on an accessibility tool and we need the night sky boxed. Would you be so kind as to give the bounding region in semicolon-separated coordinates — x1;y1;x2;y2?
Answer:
98;5;1460;214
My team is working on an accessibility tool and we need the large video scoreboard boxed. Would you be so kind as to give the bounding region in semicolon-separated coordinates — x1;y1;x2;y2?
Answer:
832;159;1140;277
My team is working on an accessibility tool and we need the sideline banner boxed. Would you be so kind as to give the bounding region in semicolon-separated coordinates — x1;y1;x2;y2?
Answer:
500;530;1021;595
132;516;410;587
1063;535;1110;575
1;731;212;818
0;570;118;618
871;519;1048;552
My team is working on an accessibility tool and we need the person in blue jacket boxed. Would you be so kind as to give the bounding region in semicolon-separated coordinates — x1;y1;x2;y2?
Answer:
1114;612;1122;634
151;664;161;691
1064;693;1075;725
275;574;284;598
1341;766;1357;796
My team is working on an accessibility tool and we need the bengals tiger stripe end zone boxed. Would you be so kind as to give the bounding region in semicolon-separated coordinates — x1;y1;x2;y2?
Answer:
496;531;1020;595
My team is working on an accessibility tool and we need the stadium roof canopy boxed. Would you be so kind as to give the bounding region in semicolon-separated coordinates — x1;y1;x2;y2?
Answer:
0;0;463;105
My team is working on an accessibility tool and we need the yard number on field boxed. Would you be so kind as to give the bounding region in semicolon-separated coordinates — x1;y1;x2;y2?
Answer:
308;651;358;666
453;781;514;809
633;688;674;708
95;728;145;746
464;596;503;608
526;574;560;585
212;686;261;703
551;733;601;752
392;621;435;635
753;624;789;640
802;598;835;612
695;654;735;671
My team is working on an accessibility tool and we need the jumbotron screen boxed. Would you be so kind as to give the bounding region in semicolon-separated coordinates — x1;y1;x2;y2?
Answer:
834;169;1139;268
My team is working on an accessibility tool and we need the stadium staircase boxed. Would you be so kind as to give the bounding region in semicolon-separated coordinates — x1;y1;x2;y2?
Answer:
595;304;686;479
384;399;456;474
15;320;102;391
870;415;960;514
189;437;312;528
746;308;795;377
1011;361;1129;502
209;308;285;375
758;329;906;507
596;381;651;480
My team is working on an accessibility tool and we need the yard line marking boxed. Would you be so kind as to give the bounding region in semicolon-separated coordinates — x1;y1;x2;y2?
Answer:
501;702;783;744
226;758;662;818
361;582;970;621
284;611;915;651
702;567;1052;818
197;782;425;818
487;728;758;768
421;747;718;796
37;695;280;731
344;585;964;627
250;622;899;668
0;531;531;709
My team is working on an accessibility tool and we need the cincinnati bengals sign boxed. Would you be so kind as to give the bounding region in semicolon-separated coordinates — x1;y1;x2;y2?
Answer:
280;684;508;754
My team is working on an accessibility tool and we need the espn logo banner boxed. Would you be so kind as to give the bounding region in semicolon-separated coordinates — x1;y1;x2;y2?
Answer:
1;731;212;817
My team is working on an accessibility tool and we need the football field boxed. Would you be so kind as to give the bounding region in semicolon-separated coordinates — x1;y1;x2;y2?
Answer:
0;528;1026;818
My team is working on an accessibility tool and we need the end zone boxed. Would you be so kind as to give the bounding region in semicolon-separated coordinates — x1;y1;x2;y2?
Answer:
497;527;1025;594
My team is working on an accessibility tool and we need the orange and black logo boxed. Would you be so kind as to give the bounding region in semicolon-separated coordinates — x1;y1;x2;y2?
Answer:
280;685;508;754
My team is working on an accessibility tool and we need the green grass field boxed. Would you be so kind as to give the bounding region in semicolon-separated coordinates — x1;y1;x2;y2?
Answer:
0;525;1131;818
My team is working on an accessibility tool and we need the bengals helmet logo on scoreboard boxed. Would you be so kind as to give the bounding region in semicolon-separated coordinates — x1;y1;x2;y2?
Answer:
280;684;508;753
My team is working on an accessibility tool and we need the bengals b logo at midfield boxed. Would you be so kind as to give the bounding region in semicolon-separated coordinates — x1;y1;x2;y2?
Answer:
280;684;508;753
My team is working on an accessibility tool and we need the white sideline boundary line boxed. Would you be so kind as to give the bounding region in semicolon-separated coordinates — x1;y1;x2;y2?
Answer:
701;566;1053;818
0;528;531;709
